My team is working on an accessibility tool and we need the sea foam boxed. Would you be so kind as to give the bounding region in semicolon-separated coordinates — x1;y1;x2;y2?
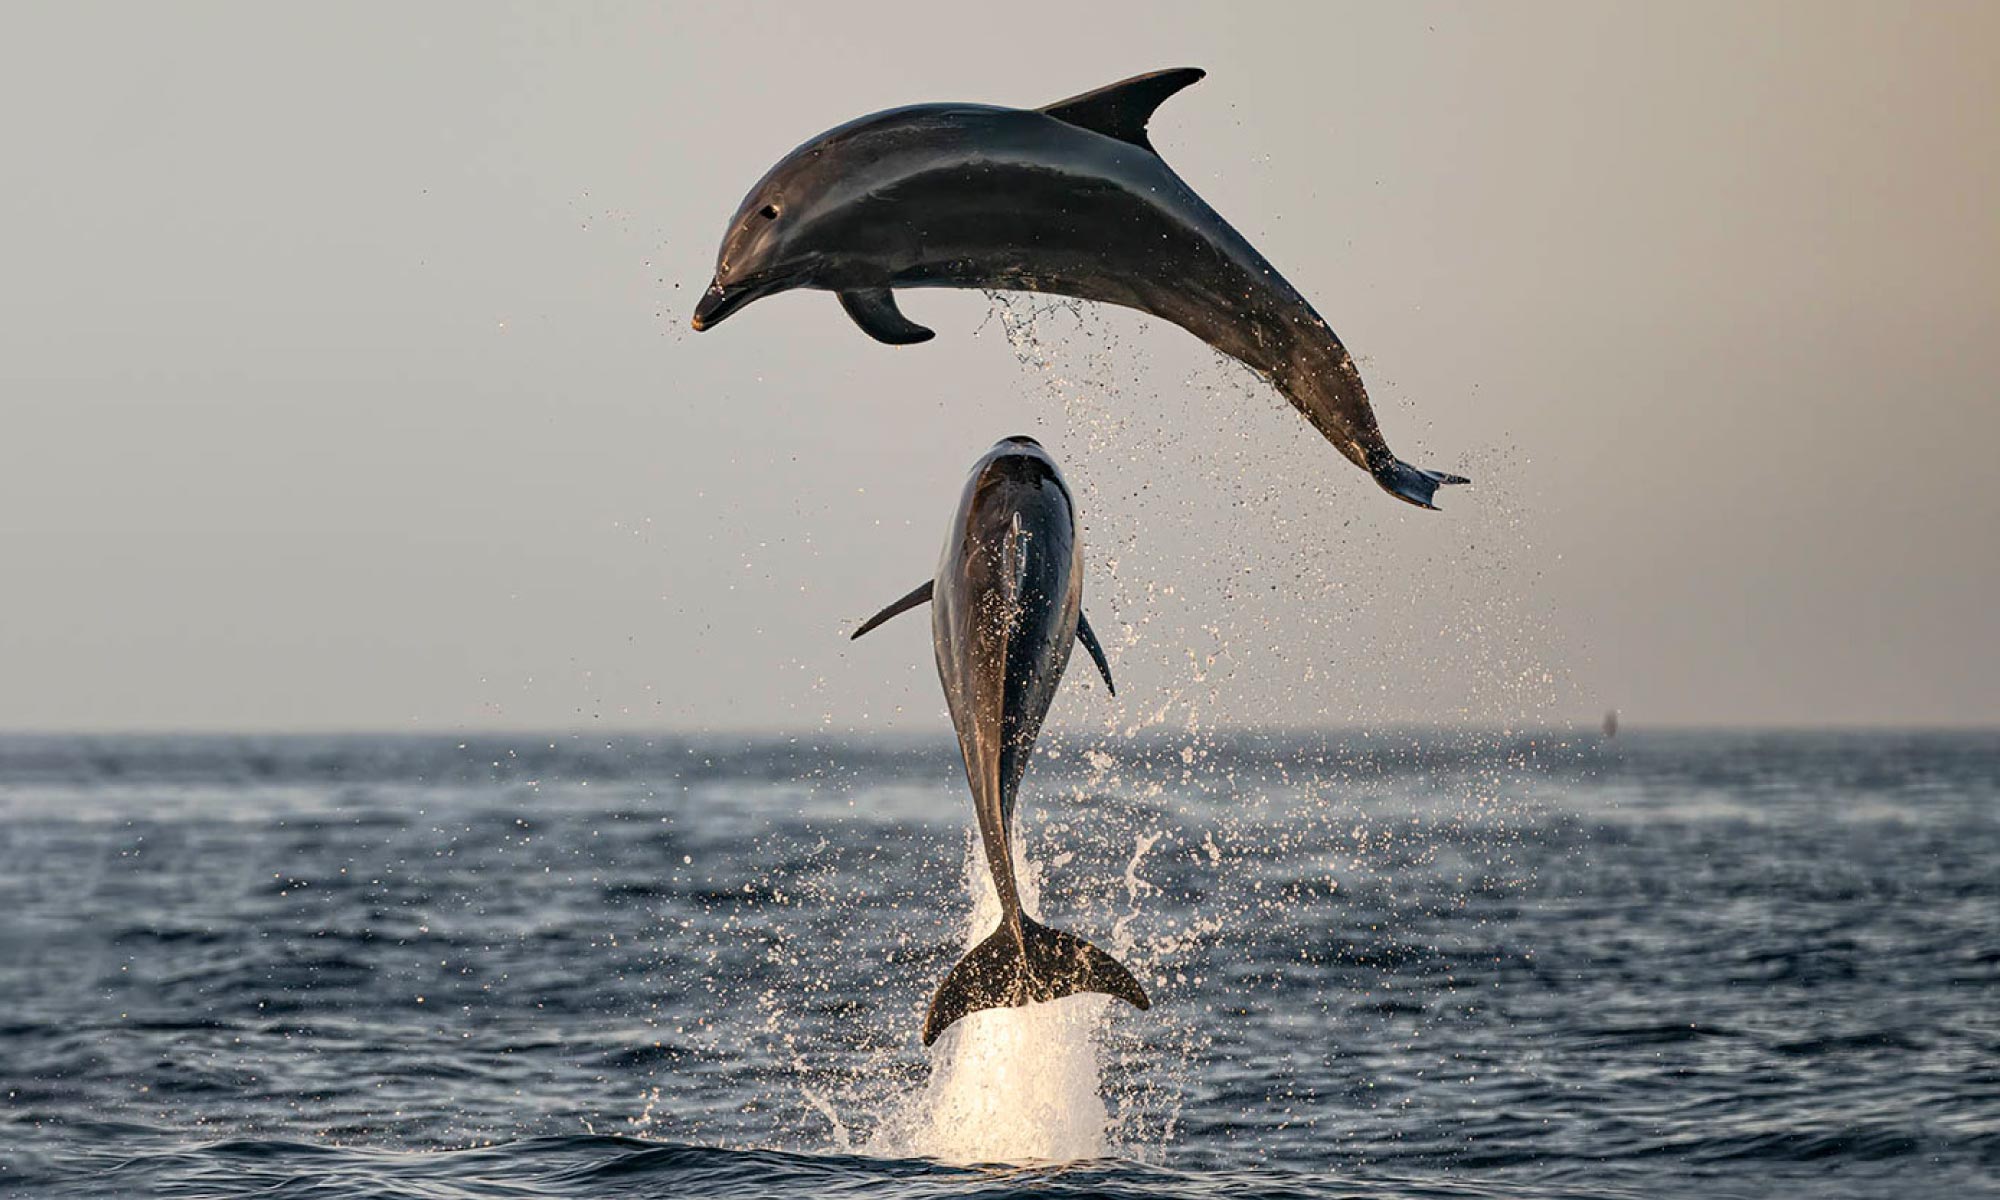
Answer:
870;835;1116;1163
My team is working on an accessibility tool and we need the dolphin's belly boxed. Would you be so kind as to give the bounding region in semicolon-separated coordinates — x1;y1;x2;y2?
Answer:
933;471;1080;829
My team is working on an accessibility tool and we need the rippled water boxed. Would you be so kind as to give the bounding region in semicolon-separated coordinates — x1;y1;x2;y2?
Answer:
2;731;1995;1197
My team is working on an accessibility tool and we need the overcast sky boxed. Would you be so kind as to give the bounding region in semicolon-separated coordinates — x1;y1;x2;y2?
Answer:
3;2;1995;733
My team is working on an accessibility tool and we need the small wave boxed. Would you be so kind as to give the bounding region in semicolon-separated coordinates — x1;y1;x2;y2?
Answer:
46;1134;1662;1200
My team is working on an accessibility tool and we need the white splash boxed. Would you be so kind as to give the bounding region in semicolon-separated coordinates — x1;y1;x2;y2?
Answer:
870;834;1117;1163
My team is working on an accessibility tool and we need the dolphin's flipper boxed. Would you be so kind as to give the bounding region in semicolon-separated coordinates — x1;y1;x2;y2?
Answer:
1375;460;1472;511
921;915;1149;1046
1039;67;1205;153
839;289;935;345
851;580;934;640
1076;611;1116;696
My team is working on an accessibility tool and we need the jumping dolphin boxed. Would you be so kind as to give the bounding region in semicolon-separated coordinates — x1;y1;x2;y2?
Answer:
692;68;1469;510
852;436;1147;1045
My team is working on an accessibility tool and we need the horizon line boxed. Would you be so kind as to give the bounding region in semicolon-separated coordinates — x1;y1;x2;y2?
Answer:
1;721;1996;740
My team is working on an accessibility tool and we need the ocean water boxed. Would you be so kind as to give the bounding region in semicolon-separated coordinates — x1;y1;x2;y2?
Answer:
1;730;1994;1198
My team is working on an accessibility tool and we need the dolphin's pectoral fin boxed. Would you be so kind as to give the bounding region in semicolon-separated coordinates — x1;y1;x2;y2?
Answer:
838;289;935;345
1076;611;1116;696
1039;67;1206;153
850;580;934;640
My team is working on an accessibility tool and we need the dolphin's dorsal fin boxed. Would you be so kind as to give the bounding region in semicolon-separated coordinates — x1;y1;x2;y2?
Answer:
851;580;934;640
1076;610;1116;695
1038;67;1205;153
839;289;935;346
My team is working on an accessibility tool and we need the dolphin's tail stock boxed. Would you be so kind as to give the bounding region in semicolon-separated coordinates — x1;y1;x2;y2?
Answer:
1375;458;1471;510
921;916;1150;1046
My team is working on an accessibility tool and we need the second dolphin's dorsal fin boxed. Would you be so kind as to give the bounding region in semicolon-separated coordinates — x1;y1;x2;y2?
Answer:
1038;67;1206;153
1076;610;1116;696
839;289;935;345
851;580;934;640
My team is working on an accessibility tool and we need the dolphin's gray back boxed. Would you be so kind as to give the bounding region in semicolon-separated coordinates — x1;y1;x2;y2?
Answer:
931;443;1081;834
801;106;1303;341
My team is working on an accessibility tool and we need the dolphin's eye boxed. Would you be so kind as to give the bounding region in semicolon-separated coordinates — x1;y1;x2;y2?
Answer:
759;203;781;220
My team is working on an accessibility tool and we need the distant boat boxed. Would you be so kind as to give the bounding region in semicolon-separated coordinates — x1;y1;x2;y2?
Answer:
1602;709;1620;738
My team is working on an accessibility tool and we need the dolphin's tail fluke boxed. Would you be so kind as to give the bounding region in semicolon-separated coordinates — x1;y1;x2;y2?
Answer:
1376;458;1470;510
921;915;1150;1046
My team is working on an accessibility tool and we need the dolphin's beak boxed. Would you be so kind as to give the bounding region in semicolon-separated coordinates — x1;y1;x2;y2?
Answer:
690;279;745;331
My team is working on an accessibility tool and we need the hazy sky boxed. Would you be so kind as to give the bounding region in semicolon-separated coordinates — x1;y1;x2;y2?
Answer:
3;2;1996;733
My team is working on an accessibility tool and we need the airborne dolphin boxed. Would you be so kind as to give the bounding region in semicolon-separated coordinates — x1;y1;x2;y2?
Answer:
692;68;1469;510
852;436;1147;1045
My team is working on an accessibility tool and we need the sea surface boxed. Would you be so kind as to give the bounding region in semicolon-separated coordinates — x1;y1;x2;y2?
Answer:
1;730;1994;1198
